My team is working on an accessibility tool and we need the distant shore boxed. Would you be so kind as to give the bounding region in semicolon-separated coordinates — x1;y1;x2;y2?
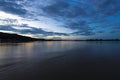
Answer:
0;32;120;42
45;39;120;41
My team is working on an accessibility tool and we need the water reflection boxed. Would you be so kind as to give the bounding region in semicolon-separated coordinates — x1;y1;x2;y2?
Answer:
0;41;120;79
0;41;120;60
0;41;86;65
0;41;85;74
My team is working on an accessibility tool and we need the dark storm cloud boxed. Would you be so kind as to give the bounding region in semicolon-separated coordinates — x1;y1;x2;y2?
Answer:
0;0;27;15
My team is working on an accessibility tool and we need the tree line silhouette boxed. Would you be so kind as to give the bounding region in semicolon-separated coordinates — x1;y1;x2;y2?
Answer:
0;32;44;42
0;32;120;42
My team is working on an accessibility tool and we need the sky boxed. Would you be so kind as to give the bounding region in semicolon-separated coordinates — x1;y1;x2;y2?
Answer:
0;0;120;39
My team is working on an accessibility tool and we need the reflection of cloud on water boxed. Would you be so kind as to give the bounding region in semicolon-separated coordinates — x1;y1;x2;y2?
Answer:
0;41;87;62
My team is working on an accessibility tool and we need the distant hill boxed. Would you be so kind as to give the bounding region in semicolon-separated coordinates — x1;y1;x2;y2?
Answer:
0;32;44;42
0;32;119;42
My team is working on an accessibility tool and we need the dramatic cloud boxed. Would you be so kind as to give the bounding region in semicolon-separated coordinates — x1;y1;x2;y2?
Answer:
0;0;27;15
42;1;88;18
0;0;120;39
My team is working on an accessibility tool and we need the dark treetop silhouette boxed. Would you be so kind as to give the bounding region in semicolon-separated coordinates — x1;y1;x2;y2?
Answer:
0;32;44;42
